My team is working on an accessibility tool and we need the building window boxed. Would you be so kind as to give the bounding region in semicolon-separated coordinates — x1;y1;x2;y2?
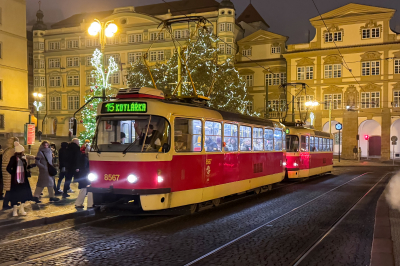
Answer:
50;96;61;110
0;114;4;129
245;101;253;113
40;77;45;87
241;75;253;87
48;58;60;68
39;42;44;50
395;59;400;74
49;76;61;87
67;75;79;86
108;72;120;84
68;95;79;110
324;64;342;79
297;95;314;111
34;77;40;87
128;52;142;64
266;73;286;86
297;66;314;80
324;94;342;109
324;32;342;42
363;28;380;39
149;51;164;61
86;73;95;85
67;57;79;67
271;46;281;54
362;61;380;76
105;54;120;65
128;34;142;43
361;92;380;108
67;40;79;49
219;23;226;32
219;44;225;54
48;41;60;50
86;56;92;66
150;32;164;41
86;39;99;47
226;23;233;32
174;30;190;39
268;100;286;112
242;48;251;56
40;60;45;69
226;44;232;55
34;60;39;69
106;36;119;45
394;91;400;107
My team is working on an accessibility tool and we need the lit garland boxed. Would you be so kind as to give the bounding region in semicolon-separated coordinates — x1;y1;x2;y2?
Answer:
79;49;119;142
125;29;258;116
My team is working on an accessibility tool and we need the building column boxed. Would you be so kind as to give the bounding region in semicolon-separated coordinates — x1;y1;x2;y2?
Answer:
381;108;391;160
342;111;358;159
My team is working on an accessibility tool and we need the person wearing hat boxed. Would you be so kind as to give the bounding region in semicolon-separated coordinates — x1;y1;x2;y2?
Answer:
6;142;34;216
80;139;90;155
2;137;19;209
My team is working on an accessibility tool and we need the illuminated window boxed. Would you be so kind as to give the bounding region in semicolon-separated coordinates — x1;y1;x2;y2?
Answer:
271;46;281;54
324;32;342;42
395;59;400;74
204;121;222;152
239;125;252;151
296;95;314;111
394;91;400;107
253;128;263;151
174;118;202;152
224;123;238;151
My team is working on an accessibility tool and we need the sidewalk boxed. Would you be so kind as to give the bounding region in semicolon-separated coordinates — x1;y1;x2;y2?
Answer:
333;159;400;167
0;169;93;230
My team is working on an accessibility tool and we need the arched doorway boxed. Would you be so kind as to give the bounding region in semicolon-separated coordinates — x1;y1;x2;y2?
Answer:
390;119;400;159
322;120;341;155
358;120;381;158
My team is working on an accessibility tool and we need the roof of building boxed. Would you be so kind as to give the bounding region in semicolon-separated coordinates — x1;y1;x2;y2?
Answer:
219;0;235;10
237;3;269;27
51;0;220;29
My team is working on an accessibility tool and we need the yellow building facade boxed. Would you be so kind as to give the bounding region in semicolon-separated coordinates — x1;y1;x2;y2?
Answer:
0;0;29;137
32;0;242;137
283;4;400;160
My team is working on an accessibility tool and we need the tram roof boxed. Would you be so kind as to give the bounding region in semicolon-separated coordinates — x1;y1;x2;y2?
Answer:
287;126;332;138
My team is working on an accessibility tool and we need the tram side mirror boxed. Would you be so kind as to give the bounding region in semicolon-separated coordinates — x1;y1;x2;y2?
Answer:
162;143;170;153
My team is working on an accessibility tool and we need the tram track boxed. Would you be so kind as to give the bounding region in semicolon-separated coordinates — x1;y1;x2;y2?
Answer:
184;171;374;266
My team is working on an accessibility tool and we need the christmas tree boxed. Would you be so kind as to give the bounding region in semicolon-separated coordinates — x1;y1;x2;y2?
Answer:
125;28;255;115
79;49;119;143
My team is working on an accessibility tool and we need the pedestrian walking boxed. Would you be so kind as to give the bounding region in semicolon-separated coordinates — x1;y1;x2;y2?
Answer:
38;130;42;142
2;137;19;210
353;146;358;159
32;141;60;203
63;138;80;198
50;143;59;194
0;145;3;200
6;142;33;217
75;153;93;208
56;142;68;195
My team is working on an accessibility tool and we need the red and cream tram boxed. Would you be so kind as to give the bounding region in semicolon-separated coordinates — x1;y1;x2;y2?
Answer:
285;126;333;179
87;88;287;211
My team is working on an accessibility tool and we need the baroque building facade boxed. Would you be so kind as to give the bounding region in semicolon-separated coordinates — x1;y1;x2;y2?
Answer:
0;0;29;137
283;4;400;160
32;0;243;136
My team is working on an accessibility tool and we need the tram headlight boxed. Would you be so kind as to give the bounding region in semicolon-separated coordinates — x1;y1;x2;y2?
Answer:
283;162;287;166
88;173;97;182
128;174;138;184
157;176;164;183
293;162;299;167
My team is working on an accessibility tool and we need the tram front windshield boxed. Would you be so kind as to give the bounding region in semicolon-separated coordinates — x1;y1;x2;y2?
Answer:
286;135;299;152
94;115;170;152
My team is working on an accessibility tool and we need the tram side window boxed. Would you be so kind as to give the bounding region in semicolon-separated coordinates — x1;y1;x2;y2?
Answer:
205;121;222;152
301;136;309;152
174;118;202;152
330;139;333;151
326;138;330;151
224;123;238;151
274;129;283;151
282;131;286;150
319;137;323;151
264;128;274;151
323;138;327;151
315;137;319;151
253;128;263;151
310;136;315;152
240;125;252;151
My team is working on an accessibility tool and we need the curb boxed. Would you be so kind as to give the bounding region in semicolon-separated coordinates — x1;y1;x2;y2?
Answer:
370;191;394;266
0;208;96;231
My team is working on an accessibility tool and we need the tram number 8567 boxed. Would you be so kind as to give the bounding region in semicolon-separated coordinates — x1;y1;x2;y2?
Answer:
104;174;120;181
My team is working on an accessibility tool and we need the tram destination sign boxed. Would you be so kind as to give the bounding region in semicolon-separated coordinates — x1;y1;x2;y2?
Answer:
101;102;147;114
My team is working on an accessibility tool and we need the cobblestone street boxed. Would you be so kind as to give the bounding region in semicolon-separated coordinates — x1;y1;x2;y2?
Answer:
0;167;395;266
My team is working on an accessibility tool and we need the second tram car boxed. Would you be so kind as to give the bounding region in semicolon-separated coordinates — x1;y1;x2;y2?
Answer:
87;88;287;211
285;126;333;179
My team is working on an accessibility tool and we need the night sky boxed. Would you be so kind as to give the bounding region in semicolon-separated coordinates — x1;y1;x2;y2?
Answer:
26;0;400;44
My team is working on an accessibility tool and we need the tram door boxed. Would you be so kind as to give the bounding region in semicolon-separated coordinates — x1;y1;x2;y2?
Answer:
300;135;310;169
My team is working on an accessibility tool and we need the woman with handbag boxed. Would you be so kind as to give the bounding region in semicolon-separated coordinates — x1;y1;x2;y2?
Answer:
32;141;60;203
6;142;34;216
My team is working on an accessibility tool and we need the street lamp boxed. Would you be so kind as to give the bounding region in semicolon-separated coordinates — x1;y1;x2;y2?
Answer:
33;92;43;133
88;19;118;99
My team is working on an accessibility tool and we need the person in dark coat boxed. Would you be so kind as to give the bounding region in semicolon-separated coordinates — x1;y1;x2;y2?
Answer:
6;142;33;217
75;154;91;208
63;138;81;198
56;142;69;194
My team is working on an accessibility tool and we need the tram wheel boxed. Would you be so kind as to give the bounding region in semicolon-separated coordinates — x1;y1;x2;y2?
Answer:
254;187;261;195
189;203;198;214
268;184;273;191
212;198;221;207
